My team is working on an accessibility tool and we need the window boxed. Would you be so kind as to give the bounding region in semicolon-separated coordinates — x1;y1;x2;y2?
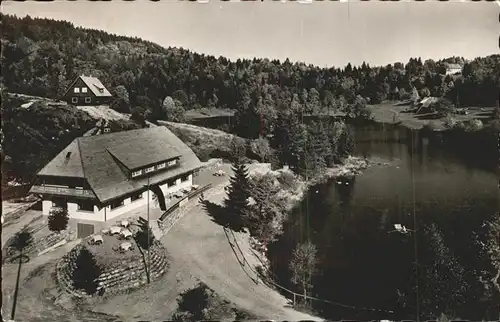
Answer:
168;179;176;187
52;200;66;209
182;175;189;182
110;199;124;210
132;170;142;178
74;88;80;93
168;160;177;166
157;163;166;169
77;201;94;212
85;97;91;103
145;166;155;173
72;97;78;103
131;193;143;202
82;87;88;93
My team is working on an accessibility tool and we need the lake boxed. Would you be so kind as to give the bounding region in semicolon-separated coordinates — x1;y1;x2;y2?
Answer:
267;123;499;321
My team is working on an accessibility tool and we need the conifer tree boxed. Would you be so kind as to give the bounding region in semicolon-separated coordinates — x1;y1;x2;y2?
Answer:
135;217;155;250
224;159;251;231
71;246;102;295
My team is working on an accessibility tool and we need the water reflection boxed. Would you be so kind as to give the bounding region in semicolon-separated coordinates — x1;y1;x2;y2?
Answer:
268;123;499;321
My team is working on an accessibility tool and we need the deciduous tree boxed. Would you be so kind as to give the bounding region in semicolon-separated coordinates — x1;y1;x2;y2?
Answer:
289;241;318;304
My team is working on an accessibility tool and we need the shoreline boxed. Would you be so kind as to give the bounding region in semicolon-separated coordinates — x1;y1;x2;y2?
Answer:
367;103;495;132
246;155;382;269
243;156;383;317
283;157;369;211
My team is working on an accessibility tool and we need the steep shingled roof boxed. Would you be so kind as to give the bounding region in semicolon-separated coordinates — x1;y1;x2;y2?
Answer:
35;127;202;203
79;76;113;97
38;140;85;178
446;63;462;70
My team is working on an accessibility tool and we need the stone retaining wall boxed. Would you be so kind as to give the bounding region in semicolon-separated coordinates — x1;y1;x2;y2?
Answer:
56;241;168;297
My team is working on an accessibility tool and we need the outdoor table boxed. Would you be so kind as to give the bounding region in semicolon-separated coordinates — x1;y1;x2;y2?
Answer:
91;234;103;244
109;226;121;235
120;228;132;239
119;241;133;251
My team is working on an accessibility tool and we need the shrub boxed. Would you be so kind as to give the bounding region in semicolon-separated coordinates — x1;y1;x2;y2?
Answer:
48;206;69;233
277;171;299;191
131;106;146;125
465;119;483;132
110;97;131;113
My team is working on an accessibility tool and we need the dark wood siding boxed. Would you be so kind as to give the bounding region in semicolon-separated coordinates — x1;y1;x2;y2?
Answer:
64;77;96;105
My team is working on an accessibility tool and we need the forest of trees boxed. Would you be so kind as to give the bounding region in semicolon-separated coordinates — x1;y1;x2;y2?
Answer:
1;14;499;182
1;14;499;140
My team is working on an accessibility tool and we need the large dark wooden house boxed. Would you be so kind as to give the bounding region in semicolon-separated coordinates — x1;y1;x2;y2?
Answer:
29;127;203;238
63;75;113;106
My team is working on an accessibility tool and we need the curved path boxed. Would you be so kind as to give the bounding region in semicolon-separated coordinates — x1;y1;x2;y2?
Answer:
159;188;322;321
2;164;322;321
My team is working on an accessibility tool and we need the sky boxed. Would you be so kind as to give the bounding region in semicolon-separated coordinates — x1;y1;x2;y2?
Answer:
2;0;499;68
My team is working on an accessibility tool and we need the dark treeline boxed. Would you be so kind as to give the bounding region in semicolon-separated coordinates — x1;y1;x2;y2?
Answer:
2;14;500;139
1;14;499;182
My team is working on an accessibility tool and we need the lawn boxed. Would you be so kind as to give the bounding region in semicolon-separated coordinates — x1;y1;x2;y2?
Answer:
369;102;495;130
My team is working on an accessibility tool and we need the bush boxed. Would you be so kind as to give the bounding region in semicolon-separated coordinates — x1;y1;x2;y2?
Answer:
48;206;69;233
110;97;131;113
465;119;483;132
443;116;461;130
131;107;146;125
432;98;456;117
277;171;299;191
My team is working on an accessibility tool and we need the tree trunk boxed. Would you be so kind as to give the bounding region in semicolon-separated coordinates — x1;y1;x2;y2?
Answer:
11;250;23;320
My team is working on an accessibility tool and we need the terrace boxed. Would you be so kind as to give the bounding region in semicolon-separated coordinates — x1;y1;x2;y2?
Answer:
30;185;96;199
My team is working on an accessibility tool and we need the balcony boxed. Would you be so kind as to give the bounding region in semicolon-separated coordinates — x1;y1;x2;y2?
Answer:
30;185;97;199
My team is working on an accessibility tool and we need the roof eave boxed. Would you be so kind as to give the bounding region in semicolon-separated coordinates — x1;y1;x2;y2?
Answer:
128;155;182;172
97;164;203;204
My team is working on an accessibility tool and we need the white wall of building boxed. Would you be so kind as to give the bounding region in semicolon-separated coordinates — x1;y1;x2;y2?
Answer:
42;200;52;216
68;202;105;221
41;172;194;223
164;174;193;195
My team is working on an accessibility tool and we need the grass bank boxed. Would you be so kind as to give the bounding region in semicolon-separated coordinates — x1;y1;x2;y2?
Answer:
368;102;495;131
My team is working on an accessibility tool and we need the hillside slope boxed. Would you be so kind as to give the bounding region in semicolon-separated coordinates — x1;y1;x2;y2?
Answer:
2;13;498;140
159;121;247;161
1;93;141;189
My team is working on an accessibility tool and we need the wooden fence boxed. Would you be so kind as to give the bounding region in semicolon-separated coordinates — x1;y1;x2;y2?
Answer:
158;183;212;222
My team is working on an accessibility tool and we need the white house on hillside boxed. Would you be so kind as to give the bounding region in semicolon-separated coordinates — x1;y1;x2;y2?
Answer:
29;127;203;238
445;63;462;76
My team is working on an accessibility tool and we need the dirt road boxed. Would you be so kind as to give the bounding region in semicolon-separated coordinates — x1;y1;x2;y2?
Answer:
1;163;322;321
1;210;42;248
160;188;322;321
92;164;322;321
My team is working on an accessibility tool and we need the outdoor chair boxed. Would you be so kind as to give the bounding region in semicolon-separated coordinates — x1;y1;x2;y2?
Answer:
109;226;121;235
90;234;103;245
119;241;133;252
119;229;132;240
